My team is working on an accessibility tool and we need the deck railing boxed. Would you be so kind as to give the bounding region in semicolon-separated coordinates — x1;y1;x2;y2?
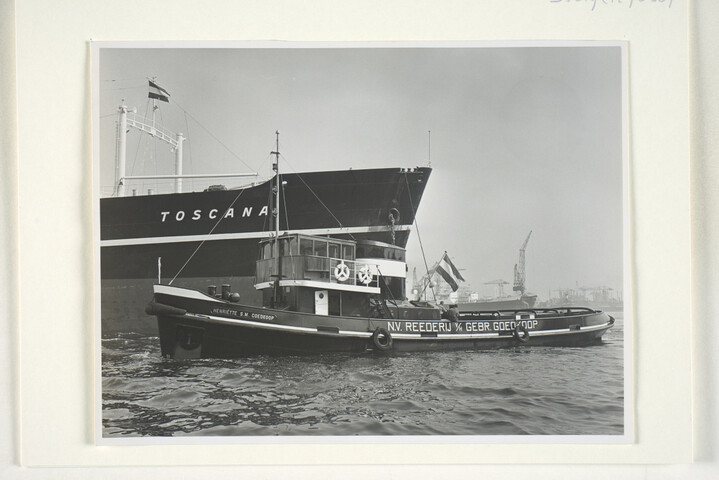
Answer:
456;307;599;320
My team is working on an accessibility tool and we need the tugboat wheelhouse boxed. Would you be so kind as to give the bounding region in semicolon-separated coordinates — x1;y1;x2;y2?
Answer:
254;234;407;318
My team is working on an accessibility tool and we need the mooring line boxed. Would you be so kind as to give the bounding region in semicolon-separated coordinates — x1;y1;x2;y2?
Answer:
168;187;248;284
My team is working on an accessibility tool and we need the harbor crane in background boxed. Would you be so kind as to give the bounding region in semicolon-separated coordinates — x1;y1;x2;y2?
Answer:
412;263;440;301
513;230;532;295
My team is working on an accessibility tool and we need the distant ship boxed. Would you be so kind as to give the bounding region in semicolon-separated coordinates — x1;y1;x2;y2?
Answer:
414;231;537;312
99;85;431;333
541;286;624;312
455;291;538;312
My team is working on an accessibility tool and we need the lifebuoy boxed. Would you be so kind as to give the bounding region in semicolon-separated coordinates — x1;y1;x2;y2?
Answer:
357;265;373;285
513;324;530;343
371;327;393;351
334;262;350;282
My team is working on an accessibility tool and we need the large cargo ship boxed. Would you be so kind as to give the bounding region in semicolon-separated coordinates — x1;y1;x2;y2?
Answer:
101;167;431;333
99;98;431;333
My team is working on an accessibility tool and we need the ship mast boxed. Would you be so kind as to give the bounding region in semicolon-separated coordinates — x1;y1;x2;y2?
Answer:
116;99;185;196
271;131;281;306
271;131;280;239
113;79;256;197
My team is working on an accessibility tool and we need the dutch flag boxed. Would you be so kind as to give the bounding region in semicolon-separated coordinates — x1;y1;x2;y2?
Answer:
148;80;170;103
435;252;465;292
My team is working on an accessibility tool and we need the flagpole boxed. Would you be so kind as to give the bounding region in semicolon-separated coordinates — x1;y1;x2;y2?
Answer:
151;76;157;130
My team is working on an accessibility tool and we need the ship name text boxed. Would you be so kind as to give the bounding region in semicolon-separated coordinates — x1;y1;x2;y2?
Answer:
385;319;539;333
211;307;275;322
161;206;267;222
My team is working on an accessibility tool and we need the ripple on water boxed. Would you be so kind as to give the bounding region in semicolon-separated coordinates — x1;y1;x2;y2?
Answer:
102;325;625;437
136;389;204;409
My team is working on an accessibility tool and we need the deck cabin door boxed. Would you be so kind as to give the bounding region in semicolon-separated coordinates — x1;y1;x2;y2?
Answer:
315;290;329;315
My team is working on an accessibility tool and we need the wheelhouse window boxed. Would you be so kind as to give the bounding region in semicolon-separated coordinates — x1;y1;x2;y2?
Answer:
356;243;405;261
391;248;405;262
279;236;297;256
313;239;327;257
299;238;313;256
261;241;273;260
294;235;356;260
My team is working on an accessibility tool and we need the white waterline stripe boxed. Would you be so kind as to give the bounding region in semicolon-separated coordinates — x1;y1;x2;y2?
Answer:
185;313;373;338
171;309;613;340
101;225;410;247
389;322;612;340
525;323;611;336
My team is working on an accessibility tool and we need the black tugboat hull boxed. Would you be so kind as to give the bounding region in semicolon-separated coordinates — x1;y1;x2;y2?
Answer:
150;285;615;359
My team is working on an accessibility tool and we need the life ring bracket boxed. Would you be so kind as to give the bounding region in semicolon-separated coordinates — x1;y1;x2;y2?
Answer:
334;262;350;282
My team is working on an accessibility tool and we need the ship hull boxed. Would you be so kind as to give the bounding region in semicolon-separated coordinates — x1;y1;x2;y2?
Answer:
100;167;430;278
100;167;430;333
150;285;615;358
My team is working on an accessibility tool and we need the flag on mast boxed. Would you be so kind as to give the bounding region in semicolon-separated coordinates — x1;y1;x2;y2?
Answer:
435;252;465;292
148;80;170;102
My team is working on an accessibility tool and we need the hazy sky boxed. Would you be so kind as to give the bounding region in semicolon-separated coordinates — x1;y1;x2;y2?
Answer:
98;45;624;298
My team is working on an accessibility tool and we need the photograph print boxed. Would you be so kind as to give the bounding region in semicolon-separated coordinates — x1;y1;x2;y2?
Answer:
94;43;627;440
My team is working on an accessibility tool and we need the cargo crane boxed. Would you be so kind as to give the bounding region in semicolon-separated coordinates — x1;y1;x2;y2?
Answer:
485;279;510;297
513;230;532;295
412;263;439;301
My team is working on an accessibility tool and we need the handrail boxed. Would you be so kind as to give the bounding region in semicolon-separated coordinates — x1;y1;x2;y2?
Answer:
457;307;599;319
124;173;257;180
126;112;179;148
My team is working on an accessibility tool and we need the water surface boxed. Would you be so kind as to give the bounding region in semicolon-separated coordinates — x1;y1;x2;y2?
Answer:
102;314;624;437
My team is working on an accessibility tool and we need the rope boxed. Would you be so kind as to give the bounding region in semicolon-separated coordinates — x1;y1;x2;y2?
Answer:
280;154;356;241
404;173;436;301
128;99;151;180
171;99;254;172
377;268;400;319
418;261;439;300
168;187;248;284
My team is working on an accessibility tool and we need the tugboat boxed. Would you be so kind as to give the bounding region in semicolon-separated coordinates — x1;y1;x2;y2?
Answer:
146;133;615;359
